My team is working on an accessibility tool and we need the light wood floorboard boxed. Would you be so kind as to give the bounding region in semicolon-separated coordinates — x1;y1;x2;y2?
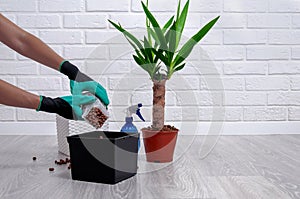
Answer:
0;135;298;199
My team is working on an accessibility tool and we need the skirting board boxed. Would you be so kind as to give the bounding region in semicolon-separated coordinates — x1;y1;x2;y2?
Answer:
0;121;300;135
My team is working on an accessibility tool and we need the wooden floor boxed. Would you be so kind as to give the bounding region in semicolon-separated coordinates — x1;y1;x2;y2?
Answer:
0;135;299;199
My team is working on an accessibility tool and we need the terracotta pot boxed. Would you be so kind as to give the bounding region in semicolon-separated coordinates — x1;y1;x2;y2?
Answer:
142;128;179;163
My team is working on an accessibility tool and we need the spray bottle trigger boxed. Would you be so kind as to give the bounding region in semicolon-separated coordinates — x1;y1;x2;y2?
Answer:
136;109;145;122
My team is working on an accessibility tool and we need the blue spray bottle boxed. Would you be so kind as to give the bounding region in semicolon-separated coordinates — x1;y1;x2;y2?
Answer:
120;103;145;149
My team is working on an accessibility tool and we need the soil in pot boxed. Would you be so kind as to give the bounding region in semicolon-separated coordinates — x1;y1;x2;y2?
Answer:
142;125;178;163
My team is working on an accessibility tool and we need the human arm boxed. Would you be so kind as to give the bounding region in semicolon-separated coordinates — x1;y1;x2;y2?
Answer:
0;79;40;109
0;14;109;105
0;80;95;120
0;14;63;70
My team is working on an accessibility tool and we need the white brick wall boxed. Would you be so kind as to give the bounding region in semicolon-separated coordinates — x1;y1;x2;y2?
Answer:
292;15;300;28
245;77;289;91
0;1;36;12
269;62;300;74
198;107;242;121
244;107;287;121
87;0;129;11
17;109;55;121
223;0;267;12
247;14;290;28
268;92;300;105
17;15;61;28
224;92;266;106
223;62;267;75
0;0;300;128
269;0;300;13
288;107;300;121
269;31;300;45
224;30;267;45
247;46;290;60
109;14;145;28
63;14;107;28
291;77;300;90
292;48;300;59
131;0;176;12
0;46;16;60
0;106;15;121
17;77;61;91
40;30;83;44
200;77;244;91
202;46;245;61
0;62;38;75
39;0;83;12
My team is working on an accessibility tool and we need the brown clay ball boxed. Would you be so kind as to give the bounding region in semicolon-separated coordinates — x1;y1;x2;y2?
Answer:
85;107;108;129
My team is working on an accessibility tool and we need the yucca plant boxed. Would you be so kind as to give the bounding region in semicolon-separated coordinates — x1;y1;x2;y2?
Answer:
109;0;219;131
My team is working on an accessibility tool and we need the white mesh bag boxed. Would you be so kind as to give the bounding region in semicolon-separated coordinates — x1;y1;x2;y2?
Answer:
55;115;109;156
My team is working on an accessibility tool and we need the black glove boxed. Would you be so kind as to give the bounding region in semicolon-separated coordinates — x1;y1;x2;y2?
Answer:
36;95;95;120
59;61;109;106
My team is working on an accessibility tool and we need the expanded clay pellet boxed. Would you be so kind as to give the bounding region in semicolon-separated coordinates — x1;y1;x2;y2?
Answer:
54;158;70;165
49;158;72;172
85;107;108;129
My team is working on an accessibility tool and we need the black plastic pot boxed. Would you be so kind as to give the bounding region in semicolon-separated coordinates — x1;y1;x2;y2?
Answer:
67;131;139;184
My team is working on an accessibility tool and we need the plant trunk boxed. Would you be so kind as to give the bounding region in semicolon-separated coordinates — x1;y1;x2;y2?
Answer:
152;79;166;130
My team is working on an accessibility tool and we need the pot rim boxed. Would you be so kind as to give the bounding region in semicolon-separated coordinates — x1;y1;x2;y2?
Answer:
141;128;179;134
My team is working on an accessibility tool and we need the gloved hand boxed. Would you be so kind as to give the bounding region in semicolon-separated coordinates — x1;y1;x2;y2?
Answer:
59;60;109;106
36;95;96;120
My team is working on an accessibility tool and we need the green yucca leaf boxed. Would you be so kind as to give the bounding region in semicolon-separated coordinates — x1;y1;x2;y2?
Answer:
173;16;220;67
141;1;167;50
175;0;189;50
108;19;144;50
174;63;185;71
125;36;147;60
147;27;152;47
149;16;175;49
109;1;220;81
133;55;153;77
146;0;152;47
167;63;186;78
154;65;161;74
151;64;160;77
153;49;164;63
168;22;177;65
164;27;171;44
133;54;148;71
163;16;175;33
109;19;150;65
143;36;154;63
152;48;168;66
176;0;181;22
133;54;145;66
148;27;160;48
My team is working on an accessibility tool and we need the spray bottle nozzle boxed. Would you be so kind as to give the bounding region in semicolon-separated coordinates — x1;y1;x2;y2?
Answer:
126;103;145;122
